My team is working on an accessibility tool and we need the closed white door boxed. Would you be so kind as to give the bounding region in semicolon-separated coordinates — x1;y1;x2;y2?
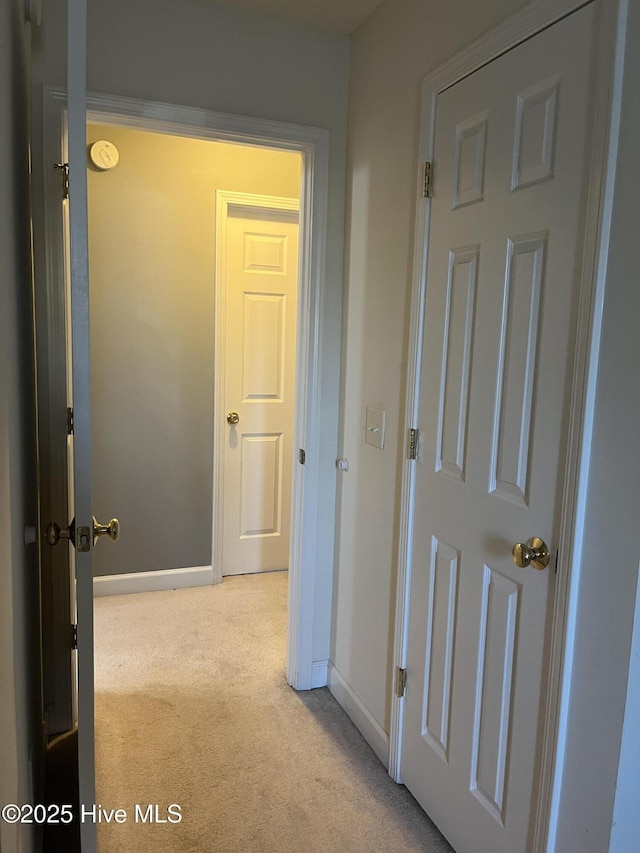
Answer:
400;6;595;853
221;201;299;576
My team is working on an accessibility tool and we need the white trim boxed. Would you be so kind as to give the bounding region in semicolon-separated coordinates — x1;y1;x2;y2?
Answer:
542;1;628;849
43;88;330;693
387;54;433;790
609;564;640;852
212;192;300;587
425;0;592;96
93;566;213;597
328;663;390;768
286;121;328;691
390;1;625;851
311;659;329;689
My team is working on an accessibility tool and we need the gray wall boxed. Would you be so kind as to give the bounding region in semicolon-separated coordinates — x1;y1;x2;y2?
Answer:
87;125;300;575
0;3;42;852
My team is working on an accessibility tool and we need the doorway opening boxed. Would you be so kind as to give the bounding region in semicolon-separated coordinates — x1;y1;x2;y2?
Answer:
84;120;311;830
86;122;302;593
37;89;331;771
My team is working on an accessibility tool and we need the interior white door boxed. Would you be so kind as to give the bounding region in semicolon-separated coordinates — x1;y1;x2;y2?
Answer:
67;0;96;847
400;6;595;853
221;201;299;576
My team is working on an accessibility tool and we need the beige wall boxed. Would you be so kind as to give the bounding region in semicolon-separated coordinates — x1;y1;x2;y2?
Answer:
333;0;528;738
87;124;300;576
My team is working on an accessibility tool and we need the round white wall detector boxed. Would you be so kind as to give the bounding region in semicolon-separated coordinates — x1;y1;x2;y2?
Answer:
90;140;120;171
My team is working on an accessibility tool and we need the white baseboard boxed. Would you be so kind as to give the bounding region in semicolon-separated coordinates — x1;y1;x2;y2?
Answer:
93;566;213;597
311;659;328;688
327;662;390;768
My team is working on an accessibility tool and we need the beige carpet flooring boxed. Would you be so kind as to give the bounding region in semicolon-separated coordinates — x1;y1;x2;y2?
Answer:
94;572;454;853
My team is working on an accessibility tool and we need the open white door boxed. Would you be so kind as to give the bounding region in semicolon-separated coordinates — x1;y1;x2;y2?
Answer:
66;0;118;847
67;0;95;846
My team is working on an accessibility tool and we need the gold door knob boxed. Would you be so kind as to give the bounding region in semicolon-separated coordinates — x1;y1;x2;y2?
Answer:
512;537;550;570
226;412;239;425
93;516;120;546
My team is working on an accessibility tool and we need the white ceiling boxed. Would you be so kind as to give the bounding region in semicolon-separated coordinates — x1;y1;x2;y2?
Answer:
208;0;386;34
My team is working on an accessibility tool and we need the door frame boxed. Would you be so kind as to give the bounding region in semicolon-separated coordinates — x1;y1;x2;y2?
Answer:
212;190;300;584
389;0;627;850
40;87;330;692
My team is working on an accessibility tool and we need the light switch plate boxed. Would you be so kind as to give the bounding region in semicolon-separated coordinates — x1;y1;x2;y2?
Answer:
365;407;386;450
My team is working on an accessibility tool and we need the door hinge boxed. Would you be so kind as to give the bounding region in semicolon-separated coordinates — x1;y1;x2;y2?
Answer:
423;161;433;198
67;406;74;435
298;448;306;465
397;667;407;698
408;428;419;460
54;162;69;200
71;624;78;650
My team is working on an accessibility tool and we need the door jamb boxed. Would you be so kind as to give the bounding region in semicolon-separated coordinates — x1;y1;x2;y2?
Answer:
212;191;300;585
389;1;627;851
42;88;329;692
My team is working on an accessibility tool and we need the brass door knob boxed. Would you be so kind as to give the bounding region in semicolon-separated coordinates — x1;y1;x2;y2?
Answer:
512;537;550;570
226;412;240;425
93;516;120;546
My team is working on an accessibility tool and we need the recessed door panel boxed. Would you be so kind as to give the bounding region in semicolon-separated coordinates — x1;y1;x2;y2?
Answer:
436;247;479;481
491;233;547;505
240;433;282;537
242;292;286;401
422;537;459;764
471;566;520;824
512;76;560;190
452;112;488;209
244;232;288;273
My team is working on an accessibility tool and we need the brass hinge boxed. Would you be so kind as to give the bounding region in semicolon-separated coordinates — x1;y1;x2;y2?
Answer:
423;161;433;198
54;162;69;200
408;428;419;460
71;624;78;650
67;406;74;435
397;667;407;698
298;448;306;465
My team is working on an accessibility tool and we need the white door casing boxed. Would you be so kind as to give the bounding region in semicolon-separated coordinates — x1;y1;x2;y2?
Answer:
215;193;299;577
399;6;595;853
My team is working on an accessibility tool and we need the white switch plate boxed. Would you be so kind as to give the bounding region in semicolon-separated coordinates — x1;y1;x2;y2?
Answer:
365;407;386;450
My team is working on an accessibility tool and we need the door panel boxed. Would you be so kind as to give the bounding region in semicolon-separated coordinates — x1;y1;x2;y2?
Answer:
400;6;595;853
240;433;283;536
222;205;299;576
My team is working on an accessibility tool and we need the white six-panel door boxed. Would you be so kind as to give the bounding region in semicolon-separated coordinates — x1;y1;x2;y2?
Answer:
219;198;299;576
400;6;595;853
